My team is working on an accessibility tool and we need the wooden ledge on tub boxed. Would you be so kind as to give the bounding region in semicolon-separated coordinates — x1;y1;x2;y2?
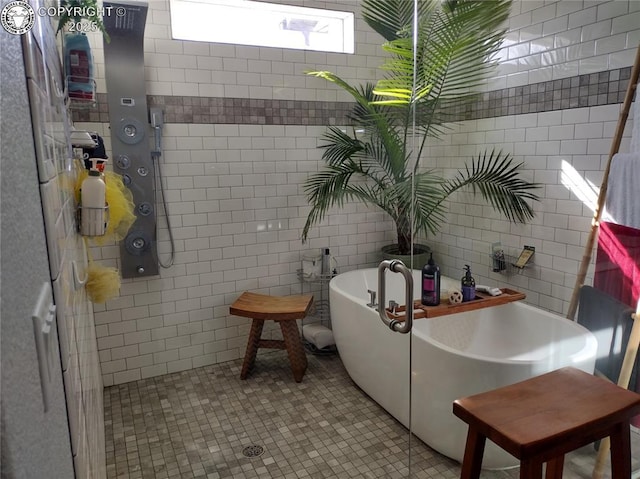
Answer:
385;288;526;320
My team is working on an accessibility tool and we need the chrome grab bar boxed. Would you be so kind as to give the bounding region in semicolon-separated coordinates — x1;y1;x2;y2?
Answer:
377;259;414;334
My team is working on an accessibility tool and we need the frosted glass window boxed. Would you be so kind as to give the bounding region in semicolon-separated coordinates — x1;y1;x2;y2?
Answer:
169;0;355;54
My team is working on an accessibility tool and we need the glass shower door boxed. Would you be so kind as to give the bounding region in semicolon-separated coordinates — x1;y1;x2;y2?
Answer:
374;0;420;475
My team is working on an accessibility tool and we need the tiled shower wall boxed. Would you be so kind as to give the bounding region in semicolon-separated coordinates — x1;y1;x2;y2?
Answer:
420;0;639;312
77;0;396;386
76;0;640;385
424;103;629;313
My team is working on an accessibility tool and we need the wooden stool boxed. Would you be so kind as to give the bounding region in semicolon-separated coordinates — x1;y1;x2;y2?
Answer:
230;292;313;383
453;367;640;479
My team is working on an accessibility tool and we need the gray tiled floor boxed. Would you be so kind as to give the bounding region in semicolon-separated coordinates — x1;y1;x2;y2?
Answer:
105;351;639;478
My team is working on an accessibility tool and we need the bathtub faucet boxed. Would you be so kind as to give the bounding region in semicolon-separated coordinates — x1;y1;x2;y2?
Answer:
388;300;399;314
367;289;377;308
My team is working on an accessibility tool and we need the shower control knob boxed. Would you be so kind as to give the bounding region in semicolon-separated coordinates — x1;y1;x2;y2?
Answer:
137;166;148;177
138;202;153;216
122;174;132;186
137;266;145;274
115;155;131;169
132;237;145;249
125;232;151;256
116;118;145;145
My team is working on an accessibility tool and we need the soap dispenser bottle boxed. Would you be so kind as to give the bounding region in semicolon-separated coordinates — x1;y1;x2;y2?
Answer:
80;161;107;236
461;265;476;302
421;253;441;306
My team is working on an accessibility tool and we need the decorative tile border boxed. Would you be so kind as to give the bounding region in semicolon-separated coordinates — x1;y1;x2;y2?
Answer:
72;93;354;125
72;66;633;125
454;66;633;121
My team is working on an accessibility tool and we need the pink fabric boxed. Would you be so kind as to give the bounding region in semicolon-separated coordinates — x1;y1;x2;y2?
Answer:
594;221;640;426
595;222;640;308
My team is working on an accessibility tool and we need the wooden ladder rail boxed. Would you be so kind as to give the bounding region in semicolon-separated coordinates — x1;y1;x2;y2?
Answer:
566;43;640;321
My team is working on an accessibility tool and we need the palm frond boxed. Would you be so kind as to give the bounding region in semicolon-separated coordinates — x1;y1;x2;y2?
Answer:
318;127;367;166
337;83;411;181
410;172;449;236
371;0;510;145
390;172;447;238
317;123;409;191
347;83;398;130
362;0;438;41
349;183;402;221
442;150;541;223
302;165;358;242
301;164;395;242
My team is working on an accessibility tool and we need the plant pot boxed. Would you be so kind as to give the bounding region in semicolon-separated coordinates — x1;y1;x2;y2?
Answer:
380;243;431;270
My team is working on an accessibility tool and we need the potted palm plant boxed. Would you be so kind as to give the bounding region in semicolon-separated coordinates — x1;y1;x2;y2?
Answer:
301;0;539;267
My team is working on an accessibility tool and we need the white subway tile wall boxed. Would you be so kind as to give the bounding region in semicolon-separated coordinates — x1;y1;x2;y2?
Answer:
76;122;395;386
88;0;381;102
490;0;639;90
422;102;634;315
80;0;639;384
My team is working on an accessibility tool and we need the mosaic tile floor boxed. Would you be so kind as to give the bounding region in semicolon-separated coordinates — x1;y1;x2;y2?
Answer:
105;351;640;479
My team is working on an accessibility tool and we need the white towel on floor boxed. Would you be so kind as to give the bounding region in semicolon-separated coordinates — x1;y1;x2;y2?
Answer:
302;323;335;349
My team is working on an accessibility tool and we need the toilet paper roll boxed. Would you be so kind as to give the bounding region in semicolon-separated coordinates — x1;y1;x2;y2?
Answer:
302;323;335;350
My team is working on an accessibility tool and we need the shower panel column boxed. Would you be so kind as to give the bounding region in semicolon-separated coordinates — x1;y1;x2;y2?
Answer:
103;0;158;278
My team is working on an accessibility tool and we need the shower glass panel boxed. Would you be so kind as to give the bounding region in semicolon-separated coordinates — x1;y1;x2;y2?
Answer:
298;0;420;476
348;1;421;474
408;1;419;474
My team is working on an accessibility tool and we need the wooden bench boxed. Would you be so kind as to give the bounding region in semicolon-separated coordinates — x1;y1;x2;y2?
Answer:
453;367;640;479
230;292;313;383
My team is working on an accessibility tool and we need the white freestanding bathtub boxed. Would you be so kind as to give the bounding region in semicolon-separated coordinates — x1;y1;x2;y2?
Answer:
329;268;597;469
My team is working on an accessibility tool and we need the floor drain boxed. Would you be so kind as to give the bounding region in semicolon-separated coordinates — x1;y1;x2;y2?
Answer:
242;445;265;458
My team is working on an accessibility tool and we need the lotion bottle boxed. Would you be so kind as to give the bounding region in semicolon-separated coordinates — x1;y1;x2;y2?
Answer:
321;248;331;275
461;265;476;302
421;253;441;306
80;165;107;236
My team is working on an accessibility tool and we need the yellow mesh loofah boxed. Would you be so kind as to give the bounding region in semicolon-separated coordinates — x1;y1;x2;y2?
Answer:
85;260;121;303
75;162;136;244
